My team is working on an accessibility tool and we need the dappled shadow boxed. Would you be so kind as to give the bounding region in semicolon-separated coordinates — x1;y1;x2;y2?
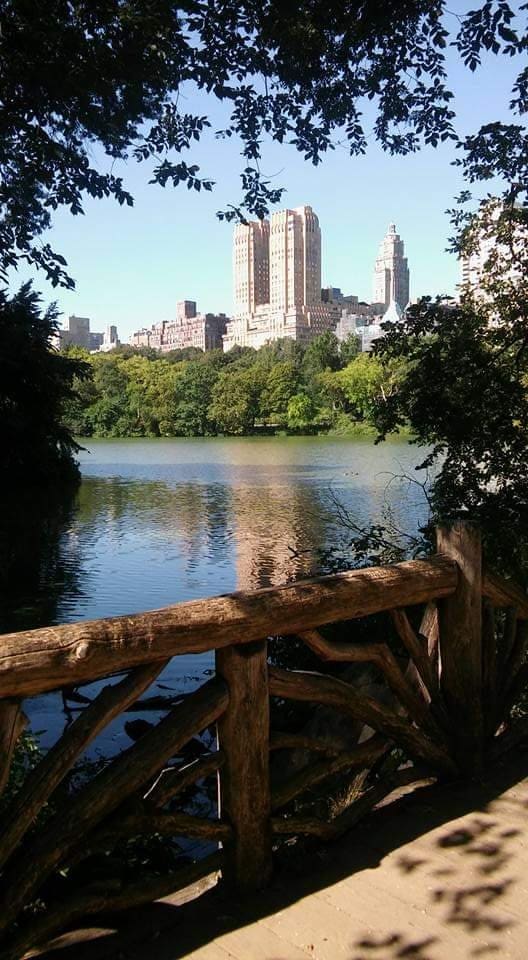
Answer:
351;933;438;959
33;748;528;960
348;803;524;960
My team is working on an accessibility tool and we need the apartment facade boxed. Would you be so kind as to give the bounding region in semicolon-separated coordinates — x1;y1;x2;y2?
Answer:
224;205;339;350
56;315;104;351
130;301;227;353
373;223;410;310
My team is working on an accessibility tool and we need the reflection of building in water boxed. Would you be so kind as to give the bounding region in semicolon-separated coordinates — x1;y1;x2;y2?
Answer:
230;482;327;591
76;463;329;598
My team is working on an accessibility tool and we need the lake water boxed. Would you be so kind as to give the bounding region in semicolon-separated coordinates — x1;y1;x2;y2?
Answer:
27;436;430;749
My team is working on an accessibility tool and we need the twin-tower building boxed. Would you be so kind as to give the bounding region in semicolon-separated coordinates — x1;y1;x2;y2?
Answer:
224;206;409;350
225;205;339;350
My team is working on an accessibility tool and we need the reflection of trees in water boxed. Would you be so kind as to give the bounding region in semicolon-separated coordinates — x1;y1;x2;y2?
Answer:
0;488;86;633
76;477;234;571
0;465;385;635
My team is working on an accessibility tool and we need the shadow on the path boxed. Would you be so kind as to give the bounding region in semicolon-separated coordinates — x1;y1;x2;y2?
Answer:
34;747;528;960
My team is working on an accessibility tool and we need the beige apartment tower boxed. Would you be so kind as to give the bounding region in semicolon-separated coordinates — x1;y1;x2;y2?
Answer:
233;220;270;315
225;205;338;350
269;206;322;311
373;223;410;310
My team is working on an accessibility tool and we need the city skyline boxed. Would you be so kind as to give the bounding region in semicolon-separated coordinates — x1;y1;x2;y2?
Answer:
8;45;518;339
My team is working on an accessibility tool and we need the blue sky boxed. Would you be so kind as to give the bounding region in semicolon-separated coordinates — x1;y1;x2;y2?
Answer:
10;29;524;341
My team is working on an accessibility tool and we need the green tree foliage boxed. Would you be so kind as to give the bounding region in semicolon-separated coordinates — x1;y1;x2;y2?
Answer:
373;296;528;580
61;334;392;439
209;368;264;434
1;1;525;286
287;394;318;432
338;353;386;420
302;331;341;381
172;361;218;436
260;361;300;425
339;333;361;366
1;284;88;485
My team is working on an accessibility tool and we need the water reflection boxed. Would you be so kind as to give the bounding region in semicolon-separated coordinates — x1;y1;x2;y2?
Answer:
1;437;430;630
2;437;430;748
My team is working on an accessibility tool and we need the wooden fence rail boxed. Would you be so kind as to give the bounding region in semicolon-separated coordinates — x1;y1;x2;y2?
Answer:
0;522;527;959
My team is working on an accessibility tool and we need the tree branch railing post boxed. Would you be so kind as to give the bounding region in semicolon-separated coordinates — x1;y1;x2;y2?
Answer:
215;639;272;892
436;522;484;774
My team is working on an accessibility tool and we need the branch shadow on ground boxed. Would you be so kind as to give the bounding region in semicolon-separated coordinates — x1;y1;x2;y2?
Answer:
33;748;528;960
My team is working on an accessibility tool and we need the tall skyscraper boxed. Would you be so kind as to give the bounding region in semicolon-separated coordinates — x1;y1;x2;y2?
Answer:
373;223;410;310
233;220;270;315
269;206;321;311
225;204;338;350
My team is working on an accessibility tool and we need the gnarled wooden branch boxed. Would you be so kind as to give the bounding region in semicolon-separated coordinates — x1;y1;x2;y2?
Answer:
73;811;231;866
390;608;436;699
0;700;27;797
269;666;456;776
269;732;349;754
0;662;167;871
1;850;223;960
0;678;228;935
144;751;224;809
271;736;389;811
482;571;528;619
299;628;438;737
271;768;433;839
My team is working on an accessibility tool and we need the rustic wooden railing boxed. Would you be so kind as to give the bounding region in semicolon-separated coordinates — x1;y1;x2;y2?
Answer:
0;522;527;959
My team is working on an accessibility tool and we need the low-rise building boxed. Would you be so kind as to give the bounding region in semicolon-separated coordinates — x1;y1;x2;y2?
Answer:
130;302;228;353
56;315;104;351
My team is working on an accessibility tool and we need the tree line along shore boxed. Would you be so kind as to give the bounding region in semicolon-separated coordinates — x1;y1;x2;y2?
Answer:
62;332;399;439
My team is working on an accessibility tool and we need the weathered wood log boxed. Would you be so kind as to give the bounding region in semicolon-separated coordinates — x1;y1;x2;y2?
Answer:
0;662;167;871
298;629;438;737
269;731;349;755
271;768;433;839
216;641;272;892
271;736;389;811
269;666;456;775
0;700;27;797
482;571;528;619
482;599;498;737
503;621;528;696
72;811;231;865
1;851;223;960
0;678;228;934
437;523;483;773
0;557;458;698
420;601;440;663
390;609;436;700
501;607;518;667
144;751;225;808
